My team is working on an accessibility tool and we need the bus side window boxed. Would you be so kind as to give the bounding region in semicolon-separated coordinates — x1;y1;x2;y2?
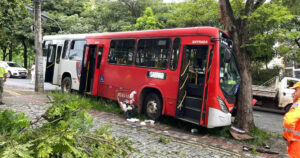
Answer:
48;45;56;63
170;38;181;70
43;40;52;57
56;46;62;64
69;40;87;61
108;39;135;65
135;38;171;69
62;40;70;59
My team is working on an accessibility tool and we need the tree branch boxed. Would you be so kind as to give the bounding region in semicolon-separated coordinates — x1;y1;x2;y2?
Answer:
82;135;130;155
219;0;236;31
245;0;254;16
295;38;300;48
253;0;266;12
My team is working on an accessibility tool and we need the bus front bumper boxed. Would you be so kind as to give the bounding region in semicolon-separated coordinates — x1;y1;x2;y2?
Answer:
207;107;231;128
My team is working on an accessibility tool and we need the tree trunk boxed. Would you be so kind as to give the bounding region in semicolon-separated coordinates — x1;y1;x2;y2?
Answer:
2;47;7;61
34;0;44;92
229;27;255;131
218;0;266;132
22;40;28;69
9;42;13;61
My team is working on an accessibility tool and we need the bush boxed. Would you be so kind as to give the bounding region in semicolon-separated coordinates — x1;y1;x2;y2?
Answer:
0;92;134;158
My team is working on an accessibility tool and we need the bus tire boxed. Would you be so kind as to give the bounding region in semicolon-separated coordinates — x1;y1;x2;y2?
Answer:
144;92;162;120
61;77;72;93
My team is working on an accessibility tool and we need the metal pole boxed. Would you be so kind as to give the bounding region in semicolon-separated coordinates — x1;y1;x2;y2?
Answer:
34;0;44;92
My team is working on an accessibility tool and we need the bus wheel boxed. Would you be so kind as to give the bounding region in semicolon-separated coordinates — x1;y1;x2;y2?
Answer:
144;93;162;120
61;77;72;93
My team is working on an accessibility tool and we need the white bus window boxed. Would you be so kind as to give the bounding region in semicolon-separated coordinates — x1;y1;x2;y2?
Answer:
69;40;86;61
56;46;62;64
43;40;52;57
48;45;56;63
62;40;70;59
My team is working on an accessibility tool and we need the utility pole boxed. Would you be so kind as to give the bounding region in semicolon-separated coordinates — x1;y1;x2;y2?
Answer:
34;0;44;92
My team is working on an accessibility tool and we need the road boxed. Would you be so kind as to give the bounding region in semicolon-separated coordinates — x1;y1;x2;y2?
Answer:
5;78;59;91
4;78;284;134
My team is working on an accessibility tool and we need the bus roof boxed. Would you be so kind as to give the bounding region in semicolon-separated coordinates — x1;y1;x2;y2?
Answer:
43;33;97;41
86;27;222;39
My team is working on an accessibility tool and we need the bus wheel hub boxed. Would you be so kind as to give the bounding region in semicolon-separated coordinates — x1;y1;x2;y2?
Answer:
147;101;157;114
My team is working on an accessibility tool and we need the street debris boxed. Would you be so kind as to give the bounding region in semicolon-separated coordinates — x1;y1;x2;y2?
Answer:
230;126;253;140
243;146;279;155
144;120;155;125
140;120;155;126
140;121;146;126
191;128;198;134
126;118;139;122
263;143;270;149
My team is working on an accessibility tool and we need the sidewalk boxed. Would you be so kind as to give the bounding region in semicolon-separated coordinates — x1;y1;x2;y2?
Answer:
2;86;288;158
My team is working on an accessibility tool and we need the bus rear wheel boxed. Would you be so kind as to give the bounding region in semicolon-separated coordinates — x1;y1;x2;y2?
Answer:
144;93;162;120
61;77;72;93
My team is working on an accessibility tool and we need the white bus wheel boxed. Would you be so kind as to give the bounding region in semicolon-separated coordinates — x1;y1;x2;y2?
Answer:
61;77;72;93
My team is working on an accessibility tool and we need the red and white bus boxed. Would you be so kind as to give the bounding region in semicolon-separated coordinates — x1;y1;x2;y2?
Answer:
45;27;241;128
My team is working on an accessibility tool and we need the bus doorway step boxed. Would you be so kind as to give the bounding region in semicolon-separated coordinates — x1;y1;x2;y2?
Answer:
84;92;92;95
177;117;200;125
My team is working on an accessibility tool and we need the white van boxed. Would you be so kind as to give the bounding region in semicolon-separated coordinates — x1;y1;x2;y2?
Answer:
0;61;28;78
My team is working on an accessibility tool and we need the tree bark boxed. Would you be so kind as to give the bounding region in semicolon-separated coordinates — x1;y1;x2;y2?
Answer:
2;47;7;61
8;42;13;61
22;40;28;69
34;0;44;92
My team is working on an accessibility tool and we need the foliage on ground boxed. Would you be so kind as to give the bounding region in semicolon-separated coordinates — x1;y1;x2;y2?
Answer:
158;136;170;145
0;92;134;158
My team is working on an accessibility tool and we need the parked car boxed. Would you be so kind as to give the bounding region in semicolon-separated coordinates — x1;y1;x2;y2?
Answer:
0;61;28;78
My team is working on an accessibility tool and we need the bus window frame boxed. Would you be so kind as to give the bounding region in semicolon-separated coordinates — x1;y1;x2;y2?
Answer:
56;46;62;64
62;40;70;59
68;40;87;61
134;37;171;70
107;38;136;66
169;37;181;71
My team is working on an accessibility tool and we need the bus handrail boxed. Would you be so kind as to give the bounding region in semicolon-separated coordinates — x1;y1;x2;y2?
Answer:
177;90;187;109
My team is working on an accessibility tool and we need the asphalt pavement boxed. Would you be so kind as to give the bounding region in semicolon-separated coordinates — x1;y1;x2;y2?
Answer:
4;78;59;91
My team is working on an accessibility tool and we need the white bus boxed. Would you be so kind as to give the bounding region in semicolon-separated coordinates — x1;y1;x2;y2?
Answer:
43;34;89;92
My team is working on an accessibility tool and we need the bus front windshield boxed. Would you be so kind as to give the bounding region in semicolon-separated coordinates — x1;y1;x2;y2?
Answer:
219;46;241;95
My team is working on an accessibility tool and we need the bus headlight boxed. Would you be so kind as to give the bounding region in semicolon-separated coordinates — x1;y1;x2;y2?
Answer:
217;96;229;113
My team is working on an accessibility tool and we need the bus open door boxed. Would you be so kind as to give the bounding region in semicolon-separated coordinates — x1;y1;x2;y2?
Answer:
45;44;57;83
79;44;103;94
175;44;213;126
